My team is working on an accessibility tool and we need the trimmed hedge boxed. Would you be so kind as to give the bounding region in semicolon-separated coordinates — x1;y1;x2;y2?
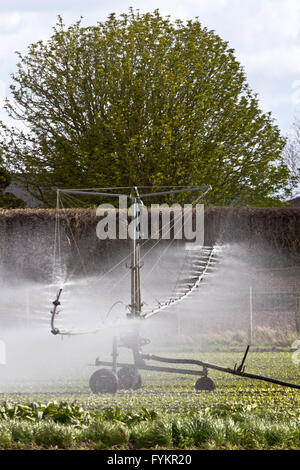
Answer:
0;207;299;281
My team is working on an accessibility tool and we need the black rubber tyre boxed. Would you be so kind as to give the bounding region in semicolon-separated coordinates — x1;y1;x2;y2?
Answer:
117;366;142;390
89;368;118;394
195;376;216;391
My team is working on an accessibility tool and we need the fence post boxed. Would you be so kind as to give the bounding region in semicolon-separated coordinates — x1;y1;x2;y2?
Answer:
296;295;300;335
248;286;253;345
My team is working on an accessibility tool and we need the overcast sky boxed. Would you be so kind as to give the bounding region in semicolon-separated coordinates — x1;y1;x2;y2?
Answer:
0;0;299;136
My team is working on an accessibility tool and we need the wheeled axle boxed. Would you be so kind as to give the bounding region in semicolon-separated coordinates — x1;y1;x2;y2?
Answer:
89;343;300;393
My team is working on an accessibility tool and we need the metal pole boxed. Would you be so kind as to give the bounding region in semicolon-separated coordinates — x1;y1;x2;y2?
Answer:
130;197;137;316
112;336;118;373
136;240;141;314
130;194;142;317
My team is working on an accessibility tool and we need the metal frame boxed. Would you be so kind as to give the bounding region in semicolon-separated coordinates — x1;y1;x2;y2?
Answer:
93;348;300;389
51;185;300;391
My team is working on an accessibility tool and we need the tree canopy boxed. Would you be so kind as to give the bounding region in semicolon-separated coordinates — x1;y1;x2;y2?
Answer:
0;162;25;208
0;9;292;206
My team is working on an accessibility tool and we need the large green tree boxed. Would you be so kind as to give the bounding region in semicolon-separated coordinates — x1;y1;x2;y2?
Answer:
0;9;292;206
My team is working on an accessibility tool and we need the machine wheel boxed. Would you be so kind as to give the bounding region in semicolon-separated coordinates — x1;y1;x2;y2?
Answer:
117;366;142;390
89;368;118;394
195;376;216;391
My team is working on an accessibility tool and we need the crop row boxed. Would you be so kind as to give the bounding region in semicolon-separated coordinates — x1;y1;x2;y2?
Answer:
0;404;299;450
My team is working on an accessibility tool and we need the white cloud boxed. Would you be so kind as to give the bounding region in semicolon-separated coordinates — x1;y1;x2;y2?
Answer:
0;0;106;11
260;0;300;40
291;80;300;105
0;79;5;104
0;13;22;33
239;46;300;78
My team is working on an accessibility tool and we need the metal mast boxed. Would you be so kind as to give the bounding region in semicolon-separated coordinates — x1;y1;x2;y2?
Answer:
129;187;142;318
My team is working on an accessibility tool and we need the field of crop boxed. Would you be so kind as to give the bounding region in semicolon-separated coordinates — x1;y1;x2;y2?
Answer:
0;351;299;450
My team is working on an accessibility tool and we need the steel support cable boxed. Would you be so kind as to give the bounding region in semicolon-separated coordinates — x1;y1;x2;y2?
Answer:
130;189;210;312
57;190;163;293
56;191;102;285
89;198;194;300
56;190;184;288
60;189;194;294
51;198;193;335
62;185;209;191
140;197;242;317
58;194;89;281
51;186;211;334
52;195;172;331
139;186;211;270
52;193;136;332
56;184;203;291
111;202;198;311
59;185;211;199
138;187;213;311
56;186;209;288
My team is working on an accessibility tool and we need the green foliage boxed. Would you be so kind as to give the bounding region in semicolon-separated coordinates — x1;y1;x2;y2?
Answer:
0;166;11;189
0;192;26;209
83;420;129;447
0;401;159;428
0;352;299;449
0;166;26;208
1;9;292;206
0;406;299;449
30;421;76;448
130;420;172;448
98;405;158;424
0;401;91;425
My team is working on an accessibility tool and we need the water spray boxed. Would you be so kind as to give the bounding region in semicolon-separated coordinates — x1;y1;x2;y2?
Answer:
50;185;300;393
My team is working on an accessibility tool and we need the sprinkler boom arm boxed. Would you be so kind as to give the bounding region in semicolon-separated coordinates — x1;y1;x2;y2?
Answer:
50;287;107;336
50;288;62;335
51;185;212;327
139;349;300;390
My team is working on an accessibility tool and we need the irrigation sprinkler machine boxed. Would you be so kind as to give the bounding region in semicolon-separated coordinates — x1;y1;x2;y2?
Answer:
50;186;300;394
